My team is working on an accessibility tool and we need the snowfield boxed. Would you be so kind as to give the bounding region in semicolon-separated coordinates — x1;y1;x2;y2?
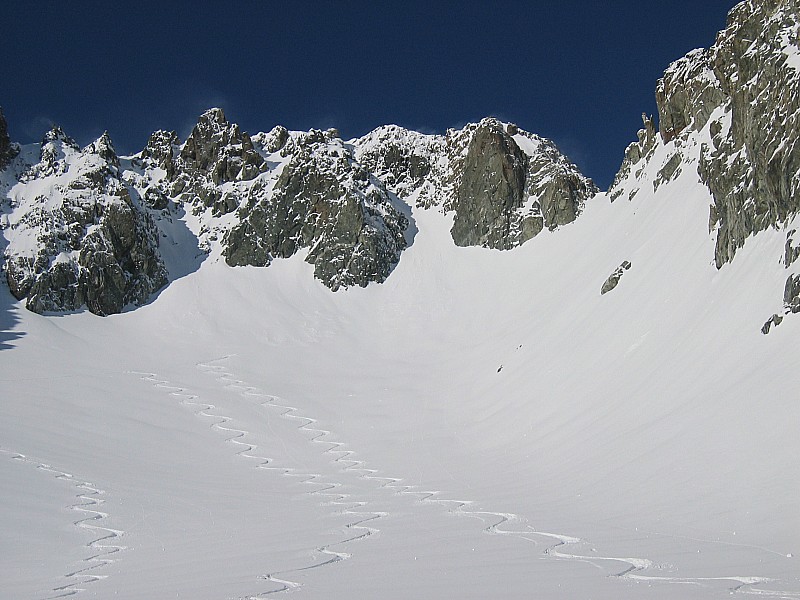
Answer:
1;158;799;599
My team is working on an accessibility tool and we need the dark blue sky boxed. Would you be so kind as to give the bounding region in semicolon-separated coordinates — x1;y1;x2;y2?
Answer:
2;1;737;189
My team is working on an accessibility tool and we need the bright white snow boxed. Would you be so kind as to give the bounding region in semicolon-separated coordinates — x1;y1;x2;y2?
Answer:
1;152;799;599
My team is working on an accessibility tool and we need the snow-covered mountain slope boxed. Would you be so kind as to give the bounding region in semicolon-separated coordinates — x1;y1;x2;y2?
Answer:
1;1;799;599
1;108;596;316
1;165;798;599
610;0;800;333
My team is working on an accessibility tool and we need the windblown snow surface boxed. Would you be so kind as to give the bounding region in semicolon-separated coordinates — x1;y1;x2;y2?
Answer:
1;140;799;599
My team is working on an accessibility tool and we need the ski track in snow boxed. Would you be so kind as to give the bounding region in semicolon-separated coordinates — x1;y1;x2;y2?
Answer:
0;448;125;599
192;355;798;600
130;367;385;599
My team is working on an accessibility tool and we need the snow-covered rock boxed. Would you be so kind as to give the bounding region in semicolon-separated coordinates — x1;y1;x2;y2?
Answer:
352;118;598;249
223;128;409;291
1;128;167;315
610;0;800;332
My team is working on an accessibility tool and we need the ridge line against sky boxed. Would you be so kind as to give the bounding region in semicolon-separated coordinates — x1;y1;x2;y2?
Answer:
1;1;738;189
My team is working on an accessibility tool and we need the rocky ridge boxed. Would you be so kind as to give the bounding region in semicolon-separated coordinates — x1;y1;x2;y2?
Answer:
222;127;408;291
1;109;595;314
353;118;598;249
610;0;800;331
4;0;797;318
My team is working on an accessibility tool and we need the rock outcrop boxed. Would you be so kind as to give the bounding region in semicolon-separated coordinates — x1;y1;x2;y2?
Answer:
601;261;632;295
0;107;19;170
610;0;800;331
353;118;598;249
353;125;446;208
125;113;411;292
146;108;269;218
613;0;800;268
762;272;800;333
689;0;800;268
224;129;408;290
3;128;167;315
2;108;596;314
449;120;530;248
178;108;265;186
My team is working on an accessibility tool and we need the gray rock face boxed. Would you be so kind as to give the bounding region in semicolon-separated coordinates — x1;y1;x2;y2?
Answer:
3;129;167;315
352;118;597;249
128;113;411;293
784;273;800;313
762;313;784;334
0;107;18;170
179;108;265;185
699;0;800;268
635;0;800;268
450;120;529;248
448;119;597;248
785;229;800;267
611;114;658;201
3;108;596;312
140;129;179;179
601;261;632;295
224;130;408;290
153;109;268;218
610;1;800;331
761;272;800;333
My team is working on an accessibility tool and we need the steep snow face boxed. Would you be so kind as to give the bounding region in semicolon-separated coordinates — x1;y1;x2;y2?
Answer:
610;0;800;333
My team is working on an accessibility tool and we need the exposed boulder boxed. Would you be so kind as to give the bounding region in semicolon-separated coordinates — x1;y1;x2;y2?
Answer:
761;273;800;334
601;261;632;295
784;273;800;314
785;229;800;267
